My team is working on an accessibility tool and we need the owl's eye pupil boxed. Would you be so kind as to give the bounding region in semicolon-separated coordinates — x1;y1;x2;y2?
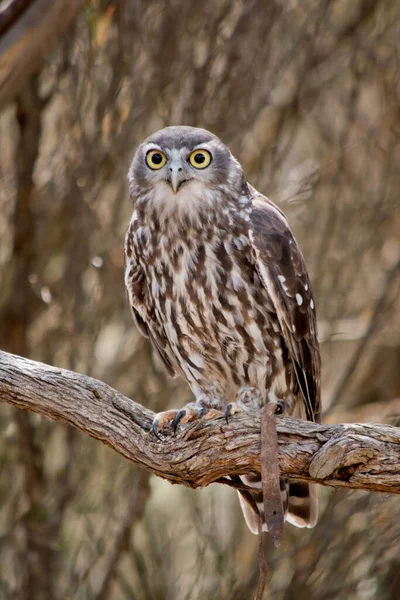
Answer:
194;153;205;164
152;153;163;164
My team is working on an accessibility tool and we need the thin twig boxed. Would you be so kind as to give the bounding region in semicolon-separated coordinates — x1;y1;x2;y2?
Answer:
261;403;284;548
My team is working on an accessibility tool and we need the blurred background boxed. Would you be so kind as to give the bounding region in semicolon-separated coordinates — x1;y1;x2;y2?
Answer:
0;1;399;598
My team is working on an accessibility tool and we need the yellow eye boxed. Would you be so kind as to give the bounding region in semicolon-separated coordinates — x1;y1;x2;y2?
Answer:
189;149;212;169
146;150;167;170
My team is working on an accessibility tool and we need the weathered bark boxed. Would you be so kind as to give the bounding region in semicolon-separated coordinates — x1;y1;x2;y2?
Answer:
0;350;399;494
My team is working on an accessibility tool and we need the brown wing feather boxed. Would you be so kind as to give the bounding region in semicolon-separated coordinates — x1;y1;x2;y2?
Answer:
249;185;321;422
129;305;176;377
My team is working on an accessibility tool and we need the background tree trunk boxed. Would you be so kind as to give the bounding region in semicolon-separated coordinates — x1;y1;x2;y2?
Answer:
0;1;399;598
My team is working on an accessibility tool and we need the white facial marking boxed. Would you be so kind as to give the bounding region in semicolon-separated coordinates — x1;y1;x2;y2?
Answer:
296;293;303;306
304;283;308;291
310;299;315;309
278;275;286;283
148;179;212;223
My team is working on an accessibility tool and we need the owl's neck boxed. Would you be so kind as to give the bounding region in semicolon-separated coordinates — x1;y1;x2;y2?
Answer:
132;180;252;235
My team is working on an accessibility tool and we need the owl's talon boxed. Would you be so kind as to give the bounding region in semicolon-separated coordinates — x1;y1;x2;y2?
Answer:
150;404;224;438
151;419;163;440
173;409;187;432
151;409;184;438
225;402;242;424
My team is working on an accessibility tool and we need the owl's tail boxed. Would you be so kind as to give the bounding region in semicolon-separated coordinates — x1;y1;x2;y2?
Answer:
238;473;318;533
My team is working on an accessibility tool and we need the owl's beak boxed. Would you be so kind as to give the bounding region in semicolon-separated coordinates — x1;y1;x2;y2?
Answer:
169;164;185;193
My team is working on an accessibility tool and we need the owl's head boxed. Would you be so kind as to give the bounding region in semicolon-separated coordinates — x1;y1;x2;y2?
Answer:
129;127;244;209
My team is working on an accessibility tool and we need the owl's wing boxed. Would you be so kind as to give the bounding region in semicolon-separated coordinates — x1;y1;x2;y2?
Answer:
129;305;176;377
249;185;321;422
124;244;176;377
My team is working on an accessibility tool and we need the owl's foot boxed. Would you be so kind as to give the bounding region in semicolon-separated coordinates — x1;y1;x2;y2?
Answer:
274;400;286;415
151;403;223;438
225;387;286;423
225;386;263;423
224;402;242;423
151;409;190;438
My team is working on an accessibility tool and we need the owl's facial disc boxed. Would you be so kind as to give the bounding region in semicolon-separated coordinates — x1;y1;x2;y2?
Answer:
166;149;213;193
144;144;214;194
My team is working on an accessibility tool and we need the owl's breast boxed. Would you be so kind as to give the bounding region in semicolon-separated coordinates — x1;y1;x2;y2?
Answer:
135;225;282;395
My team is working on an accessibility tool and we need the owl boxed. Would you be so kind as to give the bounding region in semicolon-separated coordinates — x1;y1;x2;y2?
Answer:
124;126;321;533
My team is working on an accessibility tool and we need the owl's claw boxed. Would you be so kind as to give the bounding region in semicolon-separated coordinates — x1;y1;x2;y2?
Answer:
151;406;199;437
150;409;184;437
172;406;220;431
151;404;224;438
172;409;187;432
225;402;243;424
225;388;286;423
224;399;285;424
151;418;163;440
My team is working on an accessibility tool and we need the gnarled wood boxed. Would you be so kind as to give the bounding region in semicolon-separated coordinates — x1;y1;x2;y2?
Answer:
0;350;399;494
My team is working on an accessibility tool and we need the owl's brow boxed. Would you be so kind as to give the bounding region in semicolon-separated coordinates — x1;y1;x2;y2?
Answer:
145;143;163;151
176;143;213;161
192;142;213;151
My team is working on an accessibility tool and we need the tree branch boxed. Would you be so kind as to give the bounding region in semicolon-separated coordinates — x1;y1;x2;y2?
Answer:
0;0;80;110
0;350;399;494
